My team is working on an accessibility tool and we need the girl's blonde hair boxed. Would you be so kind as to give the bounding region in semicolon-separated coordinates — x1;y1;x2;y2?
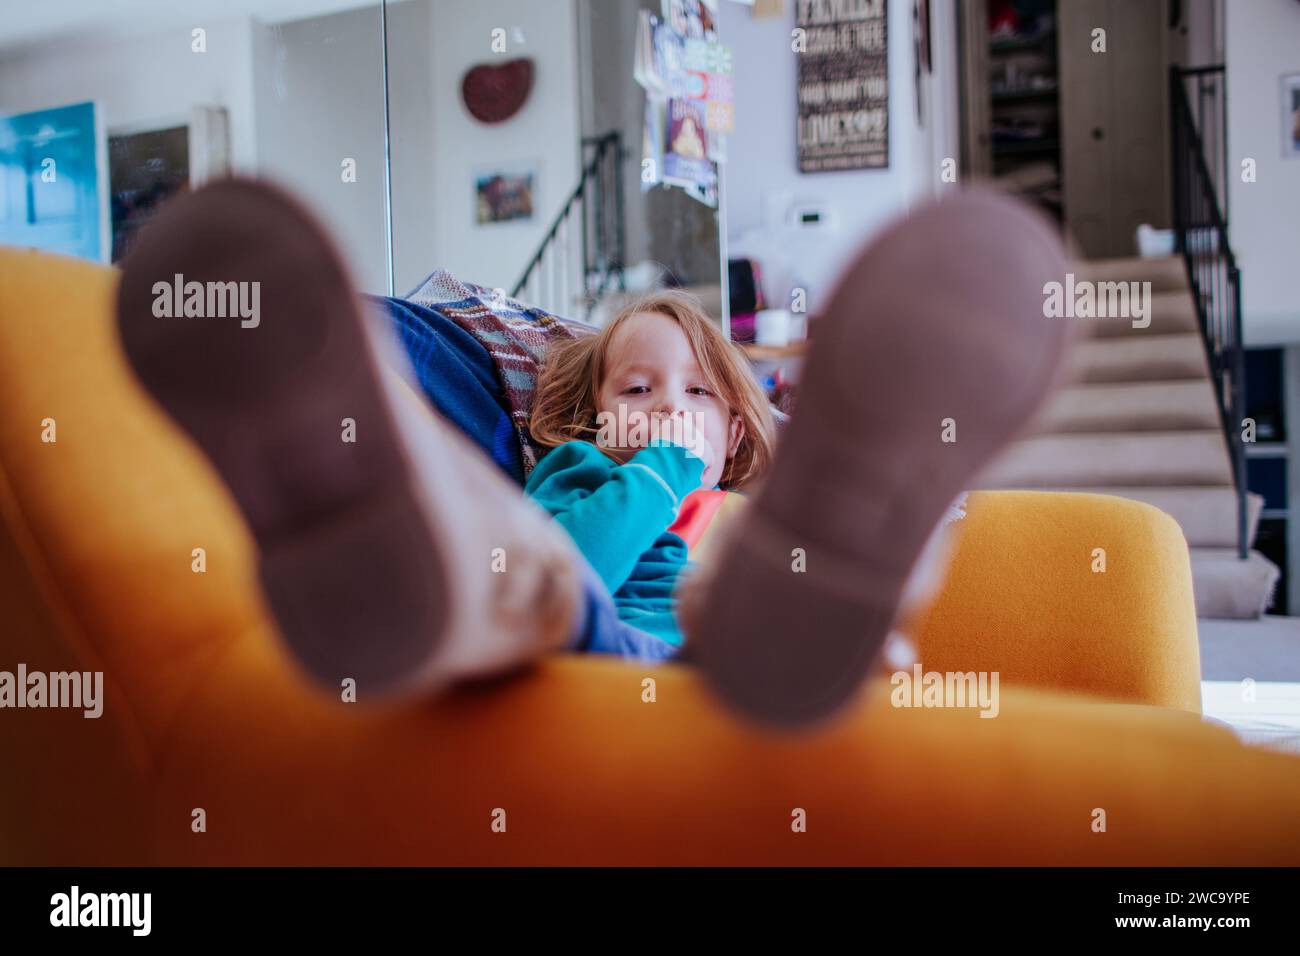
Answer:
529;289;776;491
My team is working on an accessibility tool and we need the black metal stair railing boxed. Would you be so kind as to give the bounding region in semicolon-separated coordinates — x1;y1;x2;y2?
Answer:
512;131;626;319
1169;64;1248;559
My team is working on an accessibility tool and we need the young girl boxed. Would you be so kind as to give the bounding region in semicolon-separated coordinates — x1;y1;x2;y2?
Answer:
525;291;777;650
524;290;965;667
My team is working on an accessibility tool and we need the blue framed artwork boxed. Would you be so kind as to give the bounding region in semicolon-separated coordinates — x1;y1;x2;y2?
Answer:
0;101;106;262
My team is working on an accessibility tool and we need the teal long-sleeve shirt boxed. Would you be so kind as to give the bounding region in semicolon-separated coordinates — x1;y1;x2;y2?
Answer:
524;439;707;646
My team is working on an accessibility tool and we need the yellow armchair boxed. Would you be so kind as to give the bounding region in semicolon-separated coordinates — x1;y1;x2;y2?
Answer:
2;246;1298;866
916;489;1202;713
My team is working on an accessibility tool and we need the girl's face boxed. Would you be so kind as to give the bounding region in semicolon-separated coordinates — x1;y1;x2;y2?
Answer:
596;311;744;489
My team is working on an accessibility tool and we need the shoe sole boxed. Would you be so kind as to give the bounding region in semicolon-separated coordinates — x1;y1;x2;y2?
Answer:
688;190;1074;728
115;179;450;695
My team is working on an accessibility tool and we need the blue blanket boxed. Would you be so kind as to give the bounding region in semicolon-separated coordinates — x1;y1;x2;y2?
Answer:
369;295;526;485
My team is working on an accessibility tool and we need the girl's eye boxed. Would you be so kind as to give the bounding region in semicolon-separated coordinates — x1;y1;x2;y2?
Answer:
688;386;713;396
624;386;649;395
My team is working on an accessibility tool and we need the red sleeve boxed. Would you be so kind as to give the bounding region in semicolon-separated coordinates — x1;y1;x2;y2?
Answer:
667;489;730;551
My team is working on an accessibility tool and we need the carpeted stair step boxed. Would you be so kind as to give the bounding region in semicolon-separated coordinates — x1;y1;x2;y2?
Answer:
1191;548;1281;619
1074;255;1188;293
1037;379;1222;433
981;431;1234;488
1082;289;1201;338
1068;332;1209;384
1002;256;1266;619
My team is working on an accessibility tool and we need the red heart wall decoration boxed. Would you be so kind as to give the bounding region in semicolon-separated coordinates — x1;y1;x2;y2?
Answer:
461;58;536;124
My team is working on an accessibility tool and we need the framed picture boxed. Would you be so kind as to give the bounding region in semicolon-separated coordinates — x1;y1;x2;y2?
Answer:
0;101;107;262
108;124;189;262
1284;73;1300;160
106;107;228;261
475;165;536;225
797;0;889;171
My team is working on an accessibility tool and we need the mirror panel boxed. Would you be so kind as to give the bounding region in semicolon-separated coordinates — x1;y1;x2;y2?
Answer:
384;0;727;326
0;0;393;293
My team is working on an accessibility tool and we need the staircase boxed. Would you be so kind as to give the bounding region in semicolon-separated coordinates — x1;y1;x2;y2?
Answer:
512;131;626;321
981;65;1278;619
981;256;1277;618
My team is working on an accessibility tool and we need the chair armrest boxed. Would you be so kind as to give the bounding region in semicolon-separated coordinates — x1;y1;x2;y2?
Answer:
912;490;1202;712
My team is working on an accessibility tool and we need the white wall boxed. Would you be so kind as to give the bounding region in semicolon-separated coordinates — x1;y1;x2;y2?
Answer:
0;20;259;172
719;0;959;311
0;0;386;57
250;7;392;294
412;0;581;295
1227;0;1300;346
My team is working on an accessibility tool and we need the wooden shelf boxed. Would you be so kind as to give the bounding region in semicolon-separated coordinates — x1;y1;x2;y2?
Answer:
739;341;808;361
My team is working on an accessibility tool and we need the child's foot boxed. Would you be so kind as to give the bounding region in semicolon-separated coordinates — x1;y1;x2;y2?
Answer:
681;189;1071;728
116;178;584;698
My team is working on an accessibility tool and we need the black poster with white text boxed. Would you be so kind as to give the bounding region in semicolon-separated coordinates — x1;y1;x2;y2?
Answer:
796;0;890;171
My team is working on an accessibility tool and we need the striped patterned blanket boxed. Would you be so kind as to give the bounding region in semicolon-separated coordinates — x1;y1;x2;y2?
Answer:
404;269;590;481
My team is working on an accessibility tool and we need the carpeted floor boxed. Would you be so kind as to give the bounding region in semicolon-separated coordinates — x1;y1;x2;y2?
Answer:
1198;615;1300;681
